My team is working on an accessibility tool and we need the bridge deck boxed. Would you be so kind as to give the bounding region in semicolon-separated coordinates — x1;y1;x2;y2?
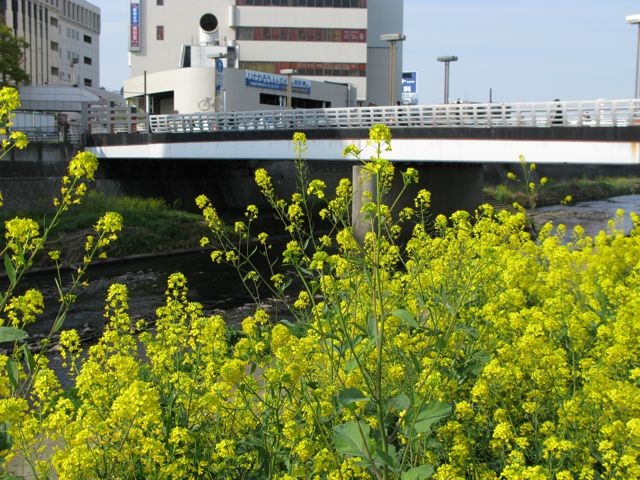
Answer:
87;125;640;165
85;100;640;165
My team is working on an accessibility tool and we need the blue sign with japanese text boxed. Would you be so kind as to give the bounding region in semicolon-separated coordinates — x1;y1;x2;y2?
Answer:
245;71;311;94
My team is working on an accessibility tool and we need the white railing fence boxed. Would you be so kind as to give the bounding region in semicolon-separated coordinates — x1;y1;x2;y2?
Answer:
82;103;148;134
86;99;640;135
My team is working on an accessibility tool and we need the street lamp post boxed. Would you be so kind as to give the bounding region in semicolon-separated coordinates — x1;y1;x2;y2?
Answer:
436;55;458;104
381;33;406;105
626;14;640;98
280;68;297;108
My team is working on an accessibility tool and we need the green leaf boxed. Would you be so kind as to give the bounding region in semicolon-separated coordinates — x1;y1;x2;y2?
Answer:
334;421;372;459
22;344;35;373
344;357;358;374
387;393;411;412
401;464;435;480
279;319;307;338
4;254;15;285
299;267;314;278
393;309;419;329
337;388;369;407
411;401;452;434
6;358;19;389
0;326;27;343
52;312;67;335
366;313;378;340
374;443;399;471
54;276;63;298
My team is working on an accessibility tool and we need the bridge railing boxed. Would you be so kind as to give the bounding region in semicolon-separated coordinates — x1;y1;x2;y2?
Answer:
83;103;149;134
146;99;640;134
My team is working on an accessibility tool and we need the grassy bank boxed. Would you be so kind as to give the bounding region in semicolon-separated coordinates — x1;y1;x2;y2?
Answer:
0;191;210;267
484;175;640;207
3;176;639;267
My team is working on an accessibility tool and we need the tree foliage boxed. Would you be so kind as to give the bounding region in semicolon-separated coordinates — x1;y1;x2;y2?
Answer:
0;24;29;86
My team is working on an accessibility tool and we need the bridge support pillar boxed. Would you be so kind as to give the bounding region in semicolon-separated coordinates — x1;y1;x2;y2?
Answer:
352;163;484;241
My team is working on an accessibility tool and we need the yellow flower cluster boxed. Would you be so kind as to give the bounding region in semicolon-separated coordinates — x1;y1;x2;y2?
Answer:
4;217;41;265
55;151;100;210
0;88;28;156
3;127;640;480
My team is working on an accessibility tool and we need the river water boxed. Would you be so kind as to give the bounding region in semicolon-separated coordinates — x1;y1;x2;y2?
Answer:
17;250;274;342
531;194;640;237
11;194;640;354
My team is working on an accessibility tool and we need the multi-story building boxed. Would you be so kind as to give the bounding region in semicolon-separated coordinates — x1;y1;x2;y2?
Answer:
126;0;403;109
0;0;100;87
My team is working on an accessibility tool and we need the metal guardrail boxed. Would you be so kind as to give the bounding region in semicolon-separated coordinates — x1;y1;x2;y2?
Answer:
83;104;148;134
6;130;83;145
87;99;640;135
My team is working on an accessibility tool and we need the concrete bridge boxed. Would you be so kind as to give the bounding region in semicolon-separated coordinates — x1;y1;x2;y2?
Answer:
84;99;640;229
87;99;640;165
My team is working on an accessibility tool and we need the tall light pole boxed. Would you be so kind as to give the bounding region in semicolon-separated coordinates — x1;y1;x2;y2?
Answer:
626;14;640;98
280;68;297;108
437;55;458;104
381;33;406;105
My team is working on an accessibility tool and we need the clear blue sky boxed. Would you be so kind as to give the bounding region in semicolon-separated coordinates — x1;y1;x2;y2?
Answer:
94;1;640;104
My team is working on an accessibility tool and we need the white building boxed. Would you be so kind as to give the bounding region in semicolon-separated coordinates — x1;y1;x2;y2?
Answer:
1;0;100;87
125;0;403;111
125;67;355;115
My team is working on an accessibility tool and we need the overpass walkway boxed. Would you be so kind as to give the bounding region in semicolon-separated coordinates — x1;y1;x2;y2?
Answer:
86;99;640;166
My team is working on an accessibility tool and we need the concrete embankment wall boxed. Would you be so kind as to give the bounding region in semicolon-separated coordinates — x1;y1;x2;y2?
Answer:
0;143;80;211
0;143;353;212
2;143;640;212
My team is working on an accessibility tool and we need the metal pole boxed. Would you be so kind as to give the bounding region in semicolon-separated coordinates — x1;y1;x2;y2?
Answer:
381;34;406;105
144;70;149;113
388;40;396;105
144;70;150;132
443;62;450;104
437;56;458;104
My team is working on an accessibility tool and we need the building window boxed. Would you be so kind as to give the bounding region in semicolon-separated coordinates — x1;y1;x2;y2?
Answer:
50;40;58;51
157;0;163;4
83;56;91;65
235;0;366;6
84;78;92;87
156;25;164;40
84;34;91;43
259;93;283;106
51;66;59;76
240;61;366;77
236;26;366;43
50;16;58;26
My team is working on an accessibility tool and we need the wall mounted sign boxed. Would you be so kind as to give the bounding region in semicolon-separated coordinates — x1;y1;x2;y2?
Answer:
245;71;311;94
130;0;141;52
